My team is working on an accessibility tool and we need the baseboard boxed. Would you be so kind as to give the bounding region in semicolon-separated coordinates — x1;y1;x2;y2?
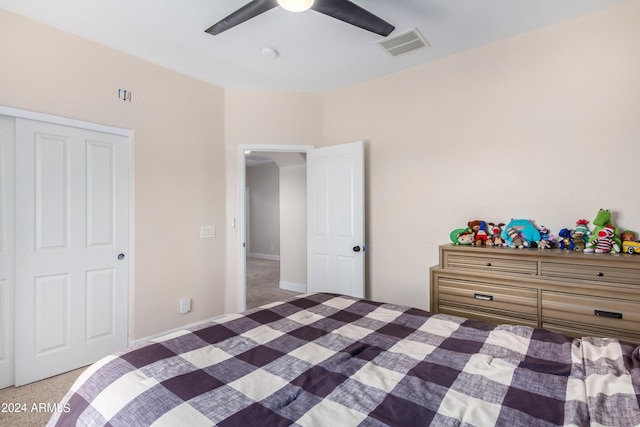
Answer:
280;281;307;293
128;314;228;347
248;252;280;261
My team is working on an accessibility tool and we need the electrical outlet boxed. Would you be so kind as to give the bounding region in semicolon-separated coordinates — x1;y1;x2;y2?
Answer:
179;298;191;314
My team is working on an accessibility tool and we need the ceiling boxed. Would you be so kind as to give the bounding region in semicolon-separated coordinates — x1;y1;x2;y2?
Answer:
0;0;632;92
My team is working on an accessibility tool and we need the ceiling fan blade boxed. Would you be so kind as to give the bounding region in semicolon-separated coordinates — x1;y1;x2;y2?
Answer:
311;0;395;37
205;0;279;35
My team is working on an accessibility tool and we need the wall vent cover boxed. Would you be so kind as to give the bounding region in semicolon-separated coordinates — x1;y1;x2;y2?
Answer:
378;28;430;58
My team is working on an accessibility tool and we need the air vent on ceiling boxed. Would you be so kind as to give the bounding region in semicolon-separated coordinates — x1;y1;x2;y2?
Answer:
378;28;430;58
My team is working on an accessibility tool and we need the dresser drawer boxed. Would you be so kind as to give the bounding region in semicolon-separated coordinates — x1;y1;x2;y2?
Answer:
540;262;640;285
444;253;538;275
437;278;538;317
542;322;640;344
541;291;640;334
439;305;538;328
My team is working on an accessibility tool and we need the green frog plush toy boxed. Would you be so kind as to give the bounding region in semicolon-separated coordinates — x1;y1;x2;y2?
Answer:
587;209;621;249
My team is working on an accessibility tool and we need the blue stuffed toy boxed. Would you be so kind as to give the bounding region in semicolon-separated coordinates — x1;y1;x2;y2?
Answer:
557;228;575;250
500;219;541;248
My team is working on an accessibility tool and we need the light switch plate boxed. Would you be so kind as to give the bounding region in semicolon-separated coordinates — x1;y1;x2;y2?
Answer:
200;225;216;238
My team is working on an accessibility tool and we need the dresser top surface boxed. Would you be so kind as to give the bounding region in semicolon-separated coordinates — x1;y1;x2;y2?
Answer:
439;244;640;264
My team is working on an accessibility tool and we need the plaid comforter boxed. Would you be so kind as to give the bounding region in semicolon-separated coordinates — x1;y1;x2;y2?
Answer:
48;293;640;427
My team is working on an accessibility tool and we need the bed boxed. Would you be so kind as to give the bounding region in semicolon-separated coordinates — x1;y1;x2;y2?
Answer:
48;293;640;426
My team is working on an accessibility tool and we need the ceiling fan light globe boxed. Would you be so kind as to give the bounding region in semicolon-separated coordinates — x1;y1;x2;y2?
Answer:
277;0;314;12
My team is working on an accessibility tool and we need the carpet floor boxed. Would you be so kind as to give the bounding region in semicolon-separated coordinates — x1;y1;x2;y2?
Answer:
245;257;301;309
0;367;85;427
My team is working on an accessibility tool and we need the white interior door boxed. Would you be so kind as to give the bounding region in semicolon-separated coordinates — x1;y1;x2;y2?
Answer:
0;116;15;388
307;141;364;298
14;118;130;386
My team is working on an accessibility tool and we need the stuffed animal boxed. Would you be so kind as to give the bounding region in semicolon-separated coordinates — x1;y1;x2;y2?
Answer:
588;209;621;248
536;225;555;249
450;228;475;245
457;232;475;245
557;228;574;250
486;222;505;246
506;227;529;248
572;230;586;252
537;239;552;249
571;219;591;252
621;230;639;254
584;225;620;254
467;220;489;246
501;219;540;248
573;219;591;241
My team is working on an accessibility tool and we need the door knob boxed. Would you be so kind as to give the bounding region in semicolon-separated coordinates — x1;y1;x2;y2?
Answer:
353;246;361;252
118;253;125;260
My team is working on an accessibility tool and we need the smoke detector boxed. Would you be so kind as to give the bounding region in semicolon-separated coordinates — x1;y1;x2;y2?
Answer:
261;47;279;59
378;28;430;58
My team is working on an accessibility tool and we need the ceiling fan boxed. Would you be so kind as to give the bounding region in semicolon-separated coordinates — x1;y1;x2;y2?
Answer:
205;0;395;37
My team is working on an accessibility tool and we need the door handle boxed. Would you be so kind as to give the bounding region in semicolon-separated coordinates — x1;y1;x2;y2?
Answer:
353;246;361;252
117;253;125;260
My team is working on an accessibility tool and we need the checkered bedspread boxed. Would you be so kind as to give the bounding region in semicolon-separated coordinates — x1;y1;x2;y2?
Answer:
48;293;640;427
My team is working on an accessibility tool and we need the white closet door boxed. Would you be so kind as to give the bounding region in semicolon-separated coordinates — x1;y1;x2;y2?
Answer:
14;118;130;386
0;116;15;388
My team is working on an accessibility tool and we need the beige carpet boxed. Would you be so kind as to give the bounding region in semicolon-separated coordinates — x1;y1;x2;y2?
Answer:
246;257;301;309
0;367;85;427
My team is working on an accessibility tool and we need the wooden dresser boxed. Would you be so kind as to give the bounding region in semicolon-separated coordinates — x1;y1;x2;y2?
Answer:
430;244;640;344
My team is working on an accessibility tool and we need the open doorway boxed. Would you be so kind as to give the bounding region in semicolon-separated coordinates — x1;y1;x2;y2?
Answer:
238;145;312;311
237;142;365;312
245;155;297;309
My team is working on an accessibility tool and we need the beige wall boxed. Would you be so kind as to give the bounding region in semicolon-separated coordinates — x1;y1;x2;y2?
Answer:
323;0;640;309
3;0;640;337
224;90;323;311
0;10;227;339
246;162;280;258
280;163;307;288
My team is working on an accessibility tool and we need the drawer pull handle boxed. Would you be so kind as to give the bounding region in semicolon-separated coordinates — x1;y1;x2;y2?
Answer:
474;293;494;301
485;262;492;267
596;272;604;277
594;310;622;319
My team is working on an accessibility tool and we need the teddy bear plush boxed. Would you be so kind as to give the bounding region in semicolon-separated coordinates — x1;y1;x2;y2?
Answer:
467;220;489;246
572;230;587;252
